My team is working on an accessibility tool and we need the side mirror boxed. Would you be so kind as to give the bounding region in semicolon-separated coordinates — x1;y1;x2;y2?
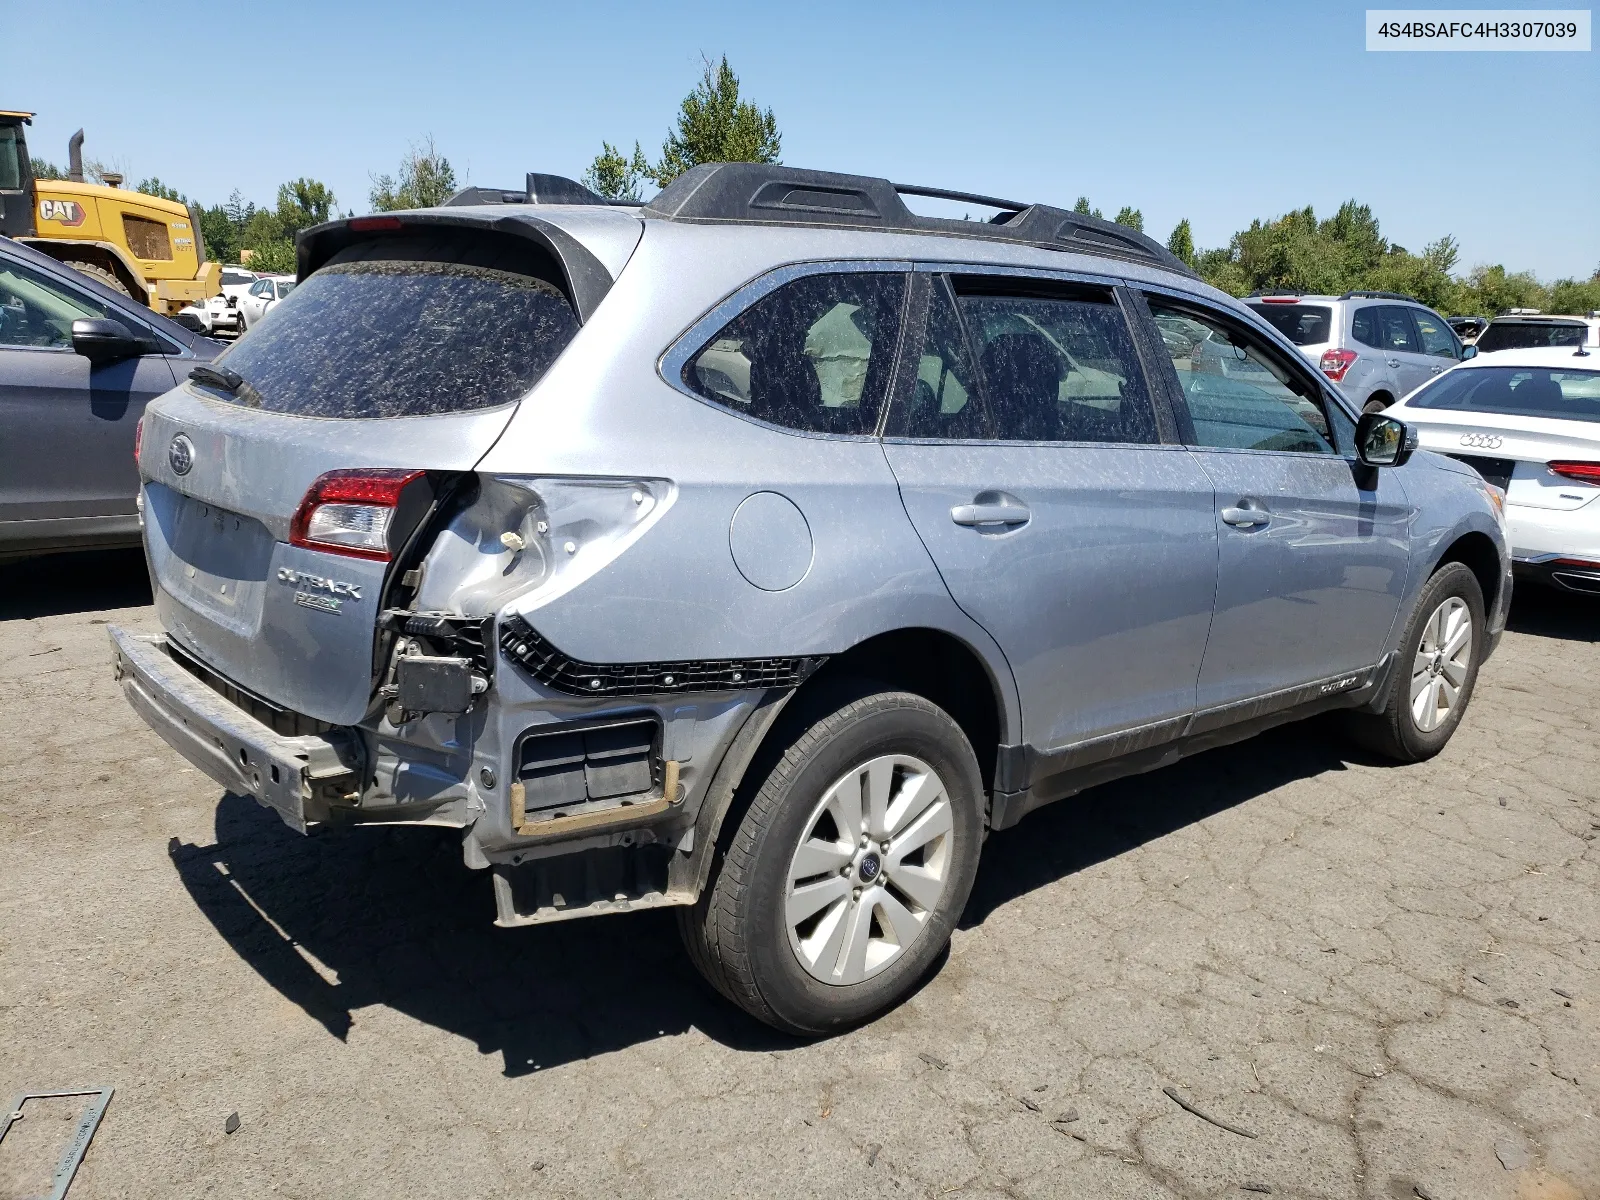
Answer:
1357;411;1418;467
71;317;148;364
1460;344;1478;361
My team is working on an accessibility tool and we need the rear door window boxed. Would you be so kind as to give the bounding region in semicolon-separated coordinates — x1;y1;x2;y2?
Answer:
955;283;1158;444
683;271;906;435
208;234;582;418
1351;306;1383;348
1378;306;1419;352
886;276;991;440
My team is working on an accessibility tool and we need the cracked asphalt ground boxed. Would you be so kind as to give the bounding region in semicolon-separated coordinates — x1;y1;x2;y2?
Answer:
2;551;1596;1200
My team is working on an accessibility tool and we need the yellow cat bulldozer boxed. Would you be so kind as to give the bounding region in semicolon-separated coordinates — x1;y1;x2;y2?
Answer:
0;111;220;313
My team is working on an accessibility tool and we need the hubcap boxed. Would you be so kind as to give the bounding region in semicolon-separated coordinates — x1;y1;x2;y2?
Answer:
783;754;953;986
1409;596;1473;733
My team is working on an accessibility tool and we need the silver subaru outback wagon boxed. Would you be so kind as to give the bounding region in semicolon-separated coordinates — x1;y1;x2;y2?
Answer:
110;165;1512;1034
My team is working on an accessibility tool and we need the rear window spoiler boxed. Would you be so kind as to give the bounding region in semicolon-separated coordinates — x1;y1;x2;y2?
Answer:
295;210;615;322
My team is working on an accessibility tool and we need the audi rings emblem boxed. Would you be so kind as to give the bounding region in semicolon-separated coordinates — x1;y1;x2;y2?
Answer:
168;434;195;475
1460;432;1503;450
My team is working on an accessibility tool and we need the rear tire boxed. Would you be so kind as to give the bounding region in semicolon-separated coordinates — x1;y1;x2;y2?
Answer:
679;687;983;1035
1346;562;1484;762
64;260;132;297
1363;395;1392;415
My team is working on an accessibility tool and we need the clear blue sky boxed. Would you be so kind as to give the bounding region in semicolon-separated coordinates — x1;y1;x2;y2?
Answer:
8;0;1596;279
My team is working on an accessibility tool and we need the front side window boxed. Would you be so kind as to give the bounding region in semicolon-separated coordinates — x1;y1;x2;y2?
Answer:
0;125;23;191
1148;301;1335;454
0;255;113;348
957;286;1157;444
1409;366;1600;423
684;272;905;435
1379;305;1418;352
1411;309;1458;358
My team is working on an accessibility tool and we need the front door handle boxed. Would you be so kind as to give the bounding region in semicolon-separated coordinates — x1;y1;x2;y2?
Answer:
1221;506;1271;527
951;493;1031;528
1430;365;1445;374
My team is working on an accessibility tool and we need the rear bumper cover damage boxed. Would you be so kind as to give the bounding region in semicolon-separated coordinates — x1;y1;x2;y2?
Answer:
109;626;363;833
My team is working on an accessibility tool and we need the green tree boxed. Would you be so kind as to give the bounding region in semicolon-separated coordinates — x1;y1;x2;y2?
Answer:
583;140;652;201
1113;206;1143;233
369;136;459;211
135;177;185;203
1549;276;1600;315
198;205;239;265
275;178;336;236
31;158;65;180
243;238;297;274
652;56;780;187
1166;219;1196;268
1072;196;1103;219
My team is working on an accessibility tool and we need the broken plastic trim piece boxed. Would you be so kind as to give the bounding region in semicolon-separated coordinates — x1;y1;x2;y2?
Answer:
508;760;678;840
0;1087;114;1200
498;613;825;697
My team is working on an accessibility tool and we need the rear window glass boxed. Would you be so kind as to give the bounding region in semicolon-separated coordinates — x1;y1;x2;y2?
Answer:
1248;303;1331;346
1409;366;1600;423
208;244;579;419
1477;321;1589;353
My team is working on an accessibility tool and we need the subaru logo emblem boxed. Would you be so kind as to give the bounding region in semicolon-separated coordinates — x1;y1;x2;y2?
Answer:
169;434;195;475
858;853;882;884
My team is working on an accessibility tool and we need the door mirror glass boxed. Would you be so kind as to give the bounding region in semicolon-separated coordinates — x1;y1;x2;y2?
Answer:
1356;411;1415;466
1460;343;1478;361
71;316;146;364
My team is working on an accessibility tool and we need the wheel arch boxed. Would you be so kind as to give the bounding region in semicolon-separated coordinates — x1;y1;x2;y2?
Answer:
671;625;1013;900
21;237;149;303
1433;529;1503;619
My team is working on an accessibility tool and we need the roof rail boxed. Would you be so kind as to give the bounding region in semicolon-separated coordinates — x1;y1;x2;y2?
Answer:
443;173;636;209
1338;289;1420;303
1247;290;1302;298
640;163;1197;277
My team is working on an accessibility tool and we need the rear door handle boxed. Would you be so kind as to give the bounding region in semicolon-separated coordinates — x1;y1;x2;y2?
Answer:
951;498;1031;527
1386;358;1401;368
1430;365;1445;373
1221;506;1270;527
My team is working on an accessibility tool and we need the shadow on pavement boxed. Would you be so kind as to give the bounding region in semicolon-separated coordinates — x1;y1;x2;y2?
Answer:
1505;583;1597;643
170;795;795;1076
172;719;1357;1071
0;549;150;621
962;718;1357;927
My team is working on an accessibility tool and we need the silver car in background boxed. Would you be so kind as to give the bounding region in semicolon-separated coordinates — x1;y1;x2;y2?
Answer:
110;165;1511;1033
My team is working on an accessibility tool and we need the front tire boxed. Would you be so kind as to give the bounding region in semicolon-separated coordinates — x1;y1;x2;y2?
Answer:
680;687;983;1035
1347;562;1485;762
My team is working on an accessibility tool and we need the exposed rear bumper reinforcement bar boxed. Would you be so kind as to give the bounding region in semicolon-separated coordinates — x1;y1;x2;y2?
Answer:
108;627;363;833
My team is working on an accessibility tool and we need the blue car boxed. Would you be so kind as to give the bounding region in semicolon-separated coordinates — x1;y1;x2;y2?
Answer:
110;165;1510;1033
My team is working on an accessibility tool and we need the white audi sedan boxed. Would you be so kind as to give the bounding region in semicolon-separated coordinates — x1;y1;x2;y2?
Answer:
1389;345;1600;595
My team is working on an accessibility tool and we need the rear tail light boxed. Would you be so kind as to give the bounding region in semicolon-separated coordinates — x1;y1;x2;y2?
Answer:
133;415;143;466
1319;348;1359;382
348;215;404;233
1553;556;1600;568
1548;461;1600;485
290;469;425;561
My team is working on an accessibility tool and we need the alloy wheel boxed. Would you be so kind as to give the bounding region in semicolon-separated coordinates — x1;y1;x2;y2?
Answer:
1409;596;1473;733
783;754;953;986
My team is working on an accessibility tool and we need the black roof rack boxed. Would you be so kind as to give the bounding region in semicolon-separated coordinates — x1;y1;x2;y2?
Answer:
444;173;639;208
1339;290;1420;303
639;164;1196;276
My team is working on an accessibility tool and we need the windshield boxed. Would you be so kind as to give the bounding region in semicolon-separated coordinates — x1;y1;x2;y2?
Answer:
1477;321;1588;353
1409;365;1600;423
1246;303;1332;346
209;256;579;418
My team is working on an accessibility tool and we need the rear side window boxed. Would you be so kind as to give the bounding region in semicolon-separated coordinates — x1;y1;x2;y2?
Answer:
1248;302;1332;346
684;272;905;435
957;285;1158;444
1477;321;1588;352
210;235;581;418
